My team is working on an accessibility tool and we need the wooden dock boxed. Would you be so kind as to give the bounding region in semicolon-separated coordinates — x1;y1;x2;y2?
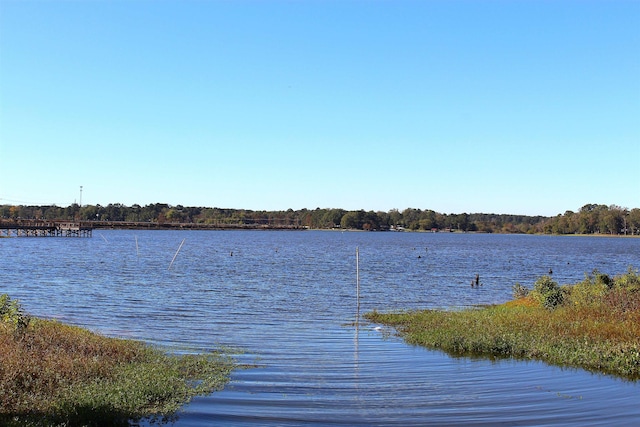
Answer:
90;220;305;230
0;220;93;237
0;219;305;236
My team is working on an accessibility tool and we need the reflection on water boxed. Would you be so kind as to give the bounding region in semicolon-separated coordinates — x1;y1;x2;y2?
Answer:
1;231;639;425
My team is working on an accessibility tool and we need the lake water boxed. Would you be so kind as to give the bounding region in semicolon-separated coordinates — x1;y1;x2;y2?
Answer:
2;230;639;426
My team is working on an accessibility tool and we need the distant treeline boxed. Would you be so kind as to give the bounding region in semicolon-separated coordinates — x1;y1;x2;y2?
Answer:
1;203;638;235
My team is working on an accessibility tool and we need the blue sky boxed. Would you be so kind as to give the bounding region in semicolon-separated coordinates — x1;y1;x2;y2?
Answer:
1;0;638;216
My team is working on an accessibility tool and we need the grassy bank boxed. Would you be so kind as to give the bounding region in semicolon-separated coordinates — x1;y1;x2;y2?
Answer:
365;268;640;380
0;295;236;426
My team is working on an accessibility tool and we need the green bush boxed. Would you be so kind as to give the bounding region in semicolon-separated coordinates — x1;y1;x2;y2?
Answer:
591;269;613;289
0;294;30;336
613;267;640;290
566;279;608;308
565;268;640;310
530;276;564;309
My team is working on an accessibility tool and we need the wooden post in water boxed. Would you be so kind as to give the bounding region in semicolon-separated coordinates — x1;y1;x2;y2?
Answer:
356;247;360;326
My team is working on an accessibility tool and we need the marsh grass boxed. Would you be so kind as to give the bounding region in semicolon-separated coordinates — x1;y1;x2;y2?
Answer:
0;298;236;426
366;268;640;380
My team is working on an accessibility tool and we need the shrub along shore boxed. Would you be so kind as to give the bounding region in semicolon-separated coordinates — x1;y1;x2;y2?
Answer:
0;295;236;426
366;268;640;380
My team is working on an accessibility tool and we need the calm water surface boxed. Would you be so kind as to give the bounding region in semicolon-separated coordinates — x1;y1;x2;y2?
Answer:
2;231;639;425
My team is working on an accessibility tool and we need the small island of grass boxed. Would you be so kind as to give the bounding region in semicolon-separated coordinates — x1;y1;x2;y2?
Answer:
365;268;640;380
0;294;237;426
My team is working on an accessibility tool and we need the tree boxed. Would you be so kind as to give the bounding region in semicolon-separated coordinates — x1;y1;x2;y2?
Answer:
388;209;402;228
9;205;21;218
0;205;11;218
1;201;638;234
603;205;627;235
165;208;182;222
402;208;427;230
102;203;125;222
341;211;367;229
419;210;438;230
629;208;640;236
454;213;469;231
80;205;98;221
375;210;391;230
362;211;381;230
322;209;345;228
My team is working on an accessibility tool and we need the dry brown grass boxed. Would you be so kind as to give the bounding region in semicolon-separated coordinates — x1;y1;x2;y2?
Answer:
0;320;147;414
0;306;235;426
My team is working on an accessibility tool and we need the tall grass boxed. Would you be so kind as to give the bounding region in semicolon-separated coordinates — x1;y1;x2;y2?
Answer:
366;268;640;380
0;296;236;426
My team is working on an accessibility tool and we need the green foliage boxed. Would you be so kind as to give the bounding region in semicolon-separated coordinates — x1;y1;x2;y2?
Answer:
4;202;637;233
52;351;234;426
529;276;565;309
0;307;236;426
366;269;640;380
543;204;640;235
567;279;608;309
565;268;640;311
0;294;30;337
589;269;613;288
612;266;640;290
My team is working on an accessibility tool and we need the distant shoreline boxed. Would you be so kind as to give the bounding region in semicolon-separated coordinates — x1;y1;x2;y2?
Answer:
2;218;639;237
2;203;638;235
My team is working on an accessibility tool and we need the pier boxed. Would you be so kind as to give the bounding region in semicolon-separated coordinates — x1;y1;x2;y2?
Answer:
90;220;305;230
0;220;93;237
0;219;305;236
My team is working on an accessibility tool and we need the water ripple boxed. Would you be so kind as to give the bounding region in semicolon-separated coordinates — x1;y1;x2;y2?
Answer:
1;231;639;426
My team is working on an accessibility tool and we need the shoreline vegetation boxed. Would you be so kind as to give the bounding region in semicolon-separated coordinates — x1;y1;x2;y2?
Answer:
1;202;639;235
0;295;237;426
365;268;640;381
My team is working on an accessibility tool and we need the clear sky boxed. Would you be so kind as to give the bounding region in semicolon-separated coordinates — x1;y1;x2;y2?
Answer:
1;0;638;216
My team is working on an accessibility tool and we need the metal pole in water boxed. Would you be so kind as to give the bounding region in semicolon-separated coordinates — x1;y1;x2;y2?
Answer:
135;235;139;257
168;238;186;270
354;246;360;373
356;247;360;325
